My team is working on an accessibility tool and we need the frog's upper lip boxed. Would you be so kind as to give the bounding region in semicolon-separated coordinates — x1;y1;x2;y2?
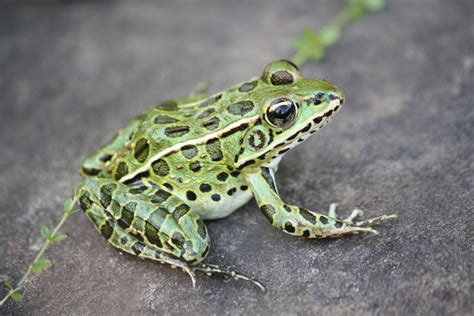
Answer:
329;89;345;106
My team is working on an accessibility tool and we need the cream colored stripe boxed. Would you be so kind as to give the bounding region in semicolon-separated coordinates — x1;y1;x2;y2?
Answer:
120;115;260;183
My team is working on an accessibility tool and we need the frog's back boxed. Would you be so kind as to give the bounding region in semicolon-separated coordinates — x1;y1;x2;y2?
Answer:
110;78;266;182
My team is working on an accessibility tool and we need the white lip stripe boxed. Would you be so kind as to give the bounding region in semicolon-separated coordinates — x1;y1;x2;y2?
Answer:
120;115;260;183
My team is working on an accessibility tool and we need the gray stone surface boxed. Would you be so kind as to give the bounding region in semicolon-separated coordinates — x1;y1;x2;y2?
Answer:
0;1;473;315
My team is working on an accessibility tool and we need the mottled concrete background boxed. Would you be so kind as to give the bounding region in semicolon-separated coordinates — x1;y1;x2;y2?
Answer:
0;1;473;315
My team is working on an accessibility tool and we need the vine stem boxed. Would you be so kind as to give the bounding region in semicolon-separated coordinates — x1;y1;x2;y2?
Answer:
291;0;378;66
0;197;78;306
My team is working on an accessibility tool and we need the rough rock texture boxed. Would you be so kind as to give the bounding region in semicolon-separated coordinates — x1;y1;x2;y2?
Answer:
0;1;472;315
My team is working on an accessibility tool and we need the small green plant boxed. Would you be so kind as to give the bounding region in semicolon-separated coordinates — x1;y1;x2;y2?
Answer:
291;0;386;66
0;197;79;306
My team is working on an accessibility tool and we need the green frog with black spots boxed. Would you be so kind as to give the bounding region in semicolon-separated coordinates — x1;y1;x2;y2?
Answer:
76;60;397;291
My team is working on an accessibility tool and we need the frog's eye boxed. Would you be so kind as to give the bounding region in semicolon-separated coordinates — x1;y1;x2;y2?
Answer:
266;98;298;128
262;60;301;86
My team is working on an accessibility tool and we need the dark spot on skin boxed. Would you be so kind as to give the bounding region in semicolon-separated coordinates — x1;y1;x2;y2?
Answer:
314;92;325;105
258;154;266;160
163;183;173;191
100;183;116;208
221;122;249;138
299;208;317;224
335;221;343;229
227;101;255;116
278;148;290;155
238;80;258;92
130;231;145;242
313;116;323;124
156;100;178;111
203;117;220;130
324;110;333;118
165;126;190;138
197;109;215;119
114;162;129;180
99;154;113;162
227;165;233;170
129;186;147;195
271;71;294;85
320;215;329;224
301;123;312;133
284;222;296;233
284;205;292;213
334;105;340;112
189;161;201;172
171;232;186;248
329;94;338;100
211;194;221;201
152;159;170;177
186;191;197;201
150;189;171;204
217;172;228;181
302;230;311;238
173;204;190;220
145;221;163;248
249;130;266;150
205;138;223;161
287;132;300;141
198;94;222;107
261;204;275;224
231;171;240;177
199;183;212;192
237;159;255;170
82;167;101;176
227;188;237;196
181;144;198;159
100;219;114;239
261;167;277;193
120;236;128;245
154;116;178;124
240;185;248;191
132;242;145;255
134;138;150;162
123;171;150;187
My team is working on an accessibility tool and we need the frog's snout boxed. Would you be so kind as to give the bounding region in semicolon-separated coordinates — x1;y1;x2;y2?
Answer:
331;88;345;106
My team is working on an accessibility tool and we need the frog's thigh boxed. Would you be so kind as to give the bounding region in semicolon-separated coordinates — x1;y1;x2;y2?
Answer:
78;177;210;264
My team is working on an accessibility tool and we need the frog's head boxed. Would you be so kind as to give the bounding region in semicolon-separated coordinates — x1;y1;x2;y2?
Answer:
238;60;344;169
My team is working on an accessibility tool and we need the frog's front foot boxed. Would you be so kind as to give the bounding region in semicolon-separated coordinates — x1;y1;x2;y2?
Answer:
327;203;398;235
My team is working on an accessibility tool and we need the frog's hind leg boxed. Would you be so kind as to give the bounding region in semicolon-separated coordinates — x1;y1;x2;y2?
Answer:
77;176;209;287
192;263;267;292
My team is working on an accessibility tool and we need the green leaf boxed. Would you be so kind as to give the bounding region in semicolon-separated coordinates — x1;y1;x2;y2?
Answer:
63;198;75;214
51;234;68;242
11;291;24;302
364;0;386;12
32;259;51;273
320;28;341;46
40;225;51;239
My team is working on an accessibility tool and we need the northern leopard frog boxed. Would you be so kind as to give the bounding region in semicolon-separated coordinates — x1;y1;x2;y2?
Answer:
76;60;396;291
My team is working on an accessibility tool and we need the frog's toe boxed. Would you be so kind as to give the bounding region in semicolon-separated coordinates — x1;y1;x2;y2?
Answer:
354;213;398;228
192;263;267;292
343;208;364;224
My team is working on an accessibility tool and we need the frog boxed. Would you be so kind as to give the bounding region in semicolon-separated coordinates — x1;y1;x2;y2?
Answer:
76;60;397;291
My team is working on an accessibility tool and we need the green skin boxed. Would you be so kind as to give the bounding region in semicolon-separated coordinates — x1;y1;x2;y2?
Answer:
76;60;396;291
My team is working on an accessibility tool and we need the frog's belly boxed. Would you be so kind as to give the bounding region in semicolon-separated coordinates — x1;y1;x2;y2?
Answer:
193;190;253;220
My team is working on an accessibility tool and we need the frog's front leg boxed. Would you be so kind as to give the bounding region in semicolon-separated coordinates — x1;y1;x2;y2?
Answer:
246;167;397;238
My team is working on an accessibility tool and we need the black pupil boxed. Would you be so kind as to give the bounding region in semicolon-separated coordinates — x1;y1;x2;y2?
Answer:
273;103;293;119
